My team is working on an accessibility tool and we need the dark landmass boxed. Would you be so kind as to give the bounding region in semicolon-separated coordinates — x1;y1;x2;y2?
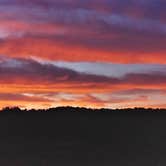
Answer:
0;106;166;165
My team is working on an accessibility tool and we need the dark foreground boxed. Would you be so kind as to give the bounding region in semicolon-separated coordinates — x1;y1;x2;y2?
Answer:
1;107;166;166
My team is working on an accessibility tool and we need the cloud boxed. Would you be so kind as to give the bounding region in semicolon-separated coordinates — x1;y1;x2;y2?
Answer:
114;88;166;96
0;35;165;64
0;93;52;102
0;92;53;109
0;1;165;63
1;56;166;88
53;61;166;78
0;55;166;109
0;56;118;85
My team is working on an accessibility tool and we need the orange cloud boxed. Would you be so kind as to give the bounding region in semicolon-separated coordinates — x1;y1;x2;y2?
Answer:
0;57;166;109
0;36;165;64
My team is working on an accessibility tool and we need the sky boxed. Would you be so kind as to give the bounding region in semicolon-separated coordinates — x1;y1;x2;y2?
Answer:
0;0;166;109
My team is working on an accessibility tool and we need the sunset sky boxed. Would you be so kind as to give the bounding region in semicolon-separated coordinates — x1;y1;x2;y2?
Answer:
0;0;166;109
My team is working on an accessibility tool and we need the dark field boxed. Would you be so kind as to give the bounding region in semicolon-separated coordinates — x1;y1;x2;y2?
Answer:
0;108;166;165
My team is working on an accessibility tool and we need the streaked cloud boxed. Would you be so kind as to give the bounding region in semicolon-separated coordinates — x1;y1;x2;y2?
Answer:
0;1;165;63
0;56;166;108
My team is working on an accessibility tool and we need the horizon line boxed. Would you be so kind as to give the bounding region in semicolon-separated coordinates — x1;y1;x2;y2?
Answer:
2;106;166;112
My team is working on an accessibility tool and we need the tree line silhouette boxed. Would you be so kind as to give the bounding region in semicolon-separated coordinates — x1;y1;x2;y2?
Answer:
1;106;166;113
